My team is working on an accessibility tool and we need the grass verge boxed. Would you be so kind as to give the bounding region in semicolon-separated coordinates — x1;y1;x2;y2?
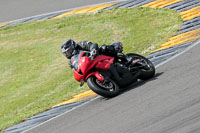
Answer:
0;7;182;130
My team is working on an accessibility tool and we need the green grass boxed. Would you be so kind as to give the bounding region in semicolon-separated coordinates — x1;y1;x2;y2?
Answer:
0;7;182;130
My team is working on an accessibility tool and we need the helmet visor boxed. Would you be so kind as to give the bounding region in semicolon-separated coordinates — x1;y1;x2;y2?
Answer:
63;48;73;58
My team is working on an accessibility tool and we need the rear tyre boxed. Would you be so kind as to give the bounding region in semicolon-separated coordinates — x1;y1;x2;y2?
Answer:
87;76;120;98
126;53;155;80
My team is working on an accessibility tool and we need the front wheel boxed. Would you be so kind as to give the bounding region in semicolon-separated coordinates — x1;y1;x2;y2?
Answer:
126;53;155;80
87;76;120;98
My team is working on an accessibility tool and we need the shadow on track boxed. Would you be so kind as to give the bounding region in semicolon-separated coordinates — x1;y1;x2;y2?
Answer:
122;72;164;92
100;72;164;100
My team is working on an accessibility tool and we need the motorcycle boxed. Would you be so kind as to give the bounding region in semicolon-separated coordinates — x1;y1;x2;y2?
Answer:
71;50;155;98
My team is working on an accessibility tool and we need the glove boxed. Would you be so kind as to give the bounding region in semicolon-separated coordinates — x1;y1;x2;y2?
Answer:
91;49;97;56
90;49;99;59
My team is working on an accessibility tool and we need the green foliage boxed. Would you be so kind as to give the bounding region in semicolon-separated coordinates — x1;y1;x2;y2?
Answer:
0;7;182;130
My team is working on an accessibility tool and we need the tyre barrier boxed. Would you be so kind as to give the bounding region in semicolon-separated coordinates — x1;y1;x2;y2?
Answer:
3;0;200;132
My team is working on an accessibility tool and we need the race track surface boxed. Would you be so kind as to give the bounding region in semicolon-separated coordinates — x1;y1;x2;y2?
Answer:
0;0;115;23
27;41;200;133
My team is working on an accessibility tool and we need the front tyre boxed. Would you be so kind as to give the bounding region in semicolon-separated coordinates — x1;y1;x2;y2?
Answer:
87;76;120;98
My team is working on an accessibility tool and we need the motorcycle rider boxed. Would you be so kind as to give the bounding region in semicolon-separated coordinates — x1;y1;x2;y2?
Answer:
61;39;136;83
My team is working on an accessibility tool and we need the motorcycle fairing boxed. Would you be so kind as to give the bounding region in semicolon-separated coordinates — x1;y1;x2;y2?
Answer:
73;51;114;82
74;69;104;82
86;72;104;82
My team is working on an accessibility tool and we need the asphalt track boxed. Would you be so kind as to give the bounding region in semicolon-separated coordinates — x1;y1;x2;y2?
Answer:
25;40;200;133
0;0;115;23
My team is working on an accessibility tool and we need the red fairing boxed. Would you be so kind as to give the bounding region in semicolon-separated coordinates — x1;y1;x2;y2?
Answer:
78;56;92;74
73;69;84;82
86;55;114;71
73;51;114;82
86;72;104;82
95;57;114;70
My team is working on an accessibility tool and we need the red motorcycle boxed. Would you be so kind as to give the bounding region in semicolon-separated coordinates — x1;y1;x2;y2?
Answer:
71;50;155;98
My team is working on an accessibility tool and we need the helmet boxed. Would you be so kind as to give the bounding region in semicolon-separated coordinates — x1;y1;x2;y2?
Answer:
111;42;123;53
61;39;77;59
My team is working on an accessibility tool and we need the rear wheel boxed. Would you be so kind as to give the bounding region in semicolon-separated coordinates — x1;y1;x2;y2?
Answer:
126;53;155;80
87;76;119;98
